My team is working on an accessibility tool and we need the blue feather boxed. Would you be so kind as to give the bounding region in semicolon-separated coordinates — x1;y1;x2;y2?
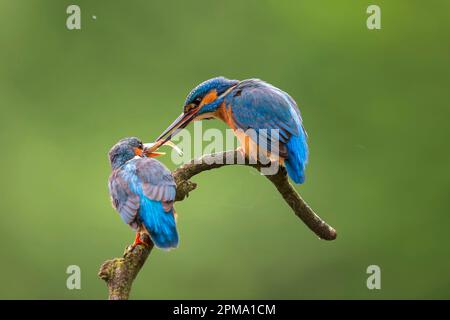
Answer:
185;76;238;105
285;132;308;184
224;79;309;184
139;197;178;249
122;160;179;249
284;106;308;184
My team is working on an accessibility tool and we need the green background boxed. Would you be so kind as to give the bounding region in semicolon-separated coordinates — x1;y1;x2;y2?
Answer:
0;0;449;299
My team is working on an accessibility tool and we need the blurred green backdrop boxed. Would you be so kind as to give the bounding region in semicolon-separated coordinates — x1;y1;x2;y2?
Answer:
0;0;449;299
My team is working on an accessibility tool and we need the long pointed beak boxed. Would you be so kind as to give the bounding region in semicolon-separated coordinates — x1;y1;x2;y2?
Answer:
153;108;198;149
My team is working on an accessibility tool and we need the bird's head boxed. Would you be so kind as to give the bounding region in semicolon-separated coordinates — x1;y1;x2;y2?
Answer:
155;76;239;145
108;137;144;169
108;137;183;169
108;137;163;169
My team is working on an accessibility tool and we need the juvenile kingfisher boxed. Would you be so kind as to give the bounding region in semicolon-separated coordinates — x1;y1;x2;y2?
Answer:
155;77;308;184
108;137;179;249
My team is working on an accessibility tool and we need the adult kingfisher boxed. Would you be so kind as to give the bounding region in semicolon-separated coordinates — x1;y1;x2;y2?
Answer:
154;77;308;184
108;137;180;249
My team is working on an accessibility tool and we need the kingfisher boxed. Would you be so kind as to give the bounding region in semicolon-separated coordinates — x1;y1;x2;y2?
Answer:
108;137;180;249
154;77;308;184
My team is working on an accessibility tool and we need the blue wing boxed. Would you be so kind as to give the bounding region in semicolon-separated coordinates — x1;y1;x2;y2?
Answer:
109;158;178;249
225;79;308;183
135;158;177;205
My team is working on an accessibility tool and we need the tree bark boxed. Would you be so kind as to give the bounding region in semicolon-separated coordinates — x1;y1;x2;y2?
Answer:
98;150;337;299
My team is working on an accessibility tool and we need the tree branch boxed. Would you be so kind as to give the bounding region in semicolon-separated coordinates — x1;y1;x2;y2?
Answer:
98;233;153;300
98;150;337;299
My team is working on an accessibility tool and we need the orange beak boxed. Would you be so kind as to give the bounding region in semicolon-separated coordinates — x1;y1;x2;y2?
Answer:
135;146;164;158
144;149;165;157
134;147;144;157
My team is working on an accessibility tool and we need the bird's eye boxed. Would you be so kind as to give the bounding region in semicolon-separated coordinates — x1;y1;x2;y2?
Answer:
194;97;202;105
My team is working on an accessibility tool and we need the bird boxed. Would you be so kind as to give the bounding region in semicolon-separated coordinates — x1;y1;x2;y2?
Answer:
154;77;309;184
107;137;179;249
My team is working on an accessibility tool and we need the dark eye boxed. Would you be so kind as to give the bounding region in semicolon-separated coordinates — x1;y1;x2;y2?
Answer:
194;97;202;105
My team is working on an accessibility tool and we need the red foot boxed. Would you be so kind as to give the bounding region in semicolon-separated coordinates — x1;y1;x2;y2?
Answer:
132;232;150;248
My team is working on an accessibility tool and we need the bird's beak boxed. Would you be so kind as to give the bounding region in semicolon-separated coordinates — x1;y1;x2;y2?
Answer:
143;141;183;157
145;151;165;157
154;107;199;147
134;147;144;157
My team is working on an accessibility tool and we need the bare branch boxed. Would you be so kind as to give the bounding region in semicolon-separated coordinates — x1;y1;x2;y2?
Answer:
173;150;337;240
98;150;337;299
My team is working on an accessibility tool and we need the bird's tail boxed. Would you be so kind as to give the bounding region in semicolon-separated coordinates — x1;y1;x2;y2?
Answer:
139;197;178;249
285;128;308;184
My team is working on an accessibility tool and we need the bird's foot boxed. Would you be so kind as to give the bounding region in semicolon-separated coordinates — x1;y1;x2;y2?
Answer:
131;232;151;249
